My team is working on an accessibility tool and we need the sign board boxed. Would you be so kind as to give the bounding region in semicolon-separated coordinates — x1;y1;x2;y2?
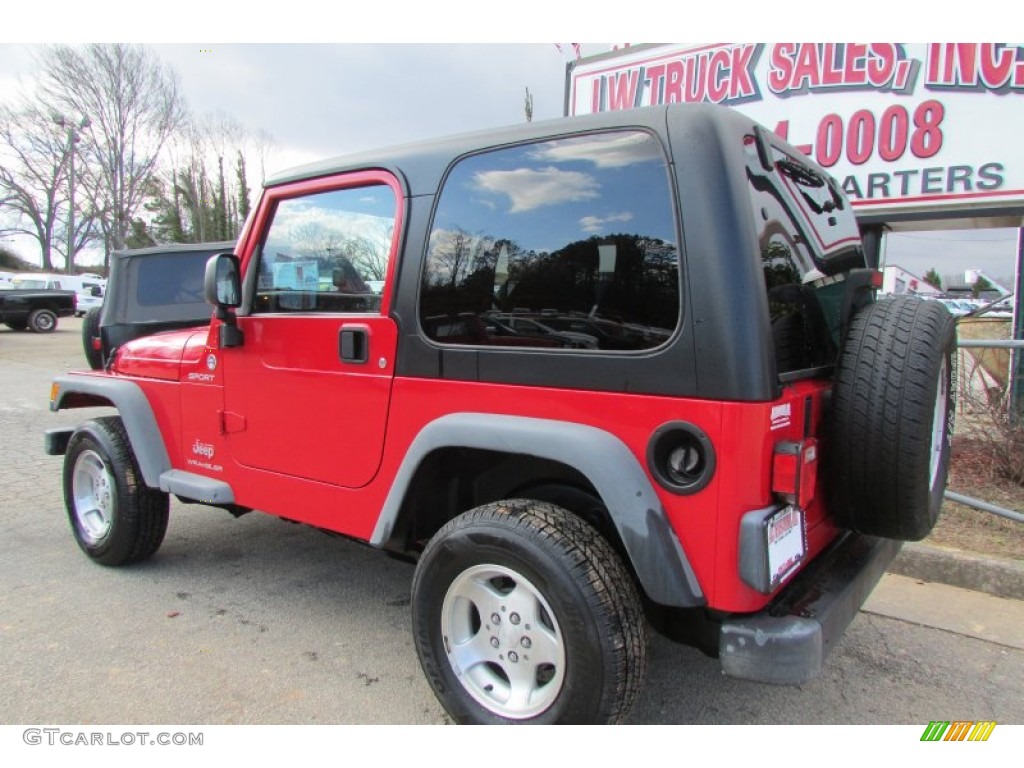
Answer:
566;44;1024;222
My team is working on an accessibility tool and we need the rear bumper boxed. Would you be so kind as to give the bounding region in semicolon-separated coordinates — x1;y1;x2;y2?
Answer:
719;533;901;685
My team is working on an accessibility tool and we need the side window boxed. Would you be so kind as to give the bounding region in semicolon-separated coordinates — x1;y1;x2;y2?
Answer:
137;255;207;305
420;131;680;351
252;184;395;314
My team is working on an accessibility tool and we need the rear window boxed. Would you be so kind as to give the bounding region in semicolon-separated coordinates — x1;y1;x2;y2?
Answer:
745;136;866;376
420;130;681;352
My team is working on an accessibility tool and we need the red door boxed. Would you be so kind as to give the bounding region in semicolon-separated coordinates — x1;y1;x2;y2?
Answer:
220;171;403;488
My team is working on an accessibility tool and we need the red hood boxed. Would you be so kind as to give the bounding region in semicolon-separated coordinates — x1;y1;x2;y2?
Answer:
113;328;207;381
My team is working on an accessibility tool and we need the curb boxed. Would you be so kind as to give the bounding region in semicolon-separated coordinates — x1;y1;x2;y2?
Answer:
889;542;1024;601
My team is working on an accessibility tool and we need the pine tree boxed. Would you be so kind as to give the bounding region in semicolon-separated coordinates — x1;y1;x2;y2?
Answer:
971;275;992;298
236;150;251;224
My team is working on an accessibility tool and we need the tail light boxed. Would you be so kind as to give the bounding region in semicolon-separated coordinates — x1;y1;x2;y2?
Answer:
771;438;818;509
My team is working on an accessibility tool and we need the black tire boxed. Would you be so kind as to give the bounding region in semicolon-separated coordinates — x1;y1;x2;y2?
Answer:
412;500;647;724
82;306;103;369
28;308;58;333
63;416;169;566
827;296;956;541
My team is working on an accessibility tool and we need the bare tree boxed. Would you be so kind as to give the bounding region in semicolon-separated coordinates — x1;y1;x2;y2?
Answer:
38;44;186;265
252;128;277;185
0;104;93;270
429;228;486;289
148;113;271;244
346;233;390;281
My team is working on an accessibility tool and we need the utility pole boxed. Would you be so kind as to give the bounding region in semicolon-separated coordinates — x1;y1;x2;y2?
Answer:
52;113;91;275
1013;228;1024;422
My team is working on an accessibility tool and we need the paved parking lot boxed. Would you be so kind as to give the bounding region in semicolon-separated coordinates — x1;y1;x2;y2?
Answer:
1;319;1022;725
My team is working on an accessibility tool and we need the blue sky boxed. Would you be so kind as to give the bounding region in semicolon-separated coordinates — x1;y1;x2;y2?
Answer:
1;19;1020;285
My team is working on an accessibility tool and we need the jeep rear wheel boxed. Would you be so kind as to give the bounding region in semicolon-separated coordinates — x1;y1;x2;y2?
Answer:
63;416;169;566
827;297;956;541
411;500;646;724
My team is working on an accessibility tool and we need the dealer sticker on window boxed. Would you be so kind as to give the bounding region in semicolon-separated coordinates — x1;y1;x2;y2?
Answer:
766;505;806;589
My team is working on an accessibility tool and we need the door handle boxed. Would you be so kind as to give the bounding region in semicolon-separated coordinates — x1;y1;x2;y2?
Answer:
339;327;368;363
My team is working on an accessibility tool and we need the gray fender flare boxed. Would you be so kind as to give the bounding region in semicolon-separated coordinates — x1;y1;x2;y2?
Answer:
51;375;171;488
372;413;704;608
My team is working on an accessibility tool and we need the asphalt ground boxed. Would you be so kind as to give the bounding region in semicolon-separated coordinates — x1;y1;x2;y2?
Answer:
1;317;1021;727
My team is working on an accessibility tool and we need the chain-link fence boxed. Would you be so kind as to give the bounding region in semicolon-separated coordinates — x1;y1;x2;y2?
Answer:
949;314;1024;523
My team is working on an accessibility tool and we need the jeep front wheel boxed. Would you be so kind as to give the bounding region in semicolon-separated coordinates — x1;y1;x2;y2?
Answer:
63;416;169;566
411;500;647;724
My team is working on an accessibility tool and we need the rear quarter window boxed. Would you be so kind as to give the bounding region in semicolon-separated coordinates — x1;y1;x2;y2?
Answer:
420;130;681;352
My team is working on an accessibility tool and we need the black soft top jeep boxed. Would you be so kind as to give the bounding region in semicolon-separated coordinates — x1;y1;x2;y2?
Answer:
82;241;236;369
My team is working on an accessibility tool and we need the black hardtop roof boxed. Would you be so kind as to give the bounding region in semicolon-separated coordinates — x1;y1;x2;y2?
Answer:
110;241;237;261
266;103;754;195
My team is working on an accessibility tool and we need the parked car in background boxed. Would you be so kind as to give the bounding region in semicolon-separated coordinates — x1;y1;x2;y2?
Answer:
80;242;233;369
10;273;106;318
0;282;77;332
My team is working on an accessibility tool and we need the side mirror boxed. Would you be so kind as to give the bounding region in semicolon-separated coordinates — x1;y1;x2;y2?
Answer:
204;253;243;348
204;253;242;310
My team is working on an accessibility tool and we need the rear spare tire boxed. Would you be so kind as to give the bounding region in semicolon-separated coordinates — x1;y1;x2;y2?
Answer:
82;306;103;369
827;296;956;541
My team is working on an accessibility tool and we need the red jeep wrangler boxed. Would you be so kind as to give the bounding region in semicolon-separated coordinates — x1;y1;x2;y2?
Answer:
47;103;955;724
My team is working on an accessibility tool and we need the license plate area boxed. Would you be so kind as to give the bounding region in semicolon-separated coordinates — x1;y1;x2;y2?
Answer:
766;505;806;590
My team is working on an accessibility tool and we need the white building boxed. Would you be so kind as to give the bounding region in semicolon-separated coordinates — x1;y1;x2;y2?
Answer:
881;265;941;296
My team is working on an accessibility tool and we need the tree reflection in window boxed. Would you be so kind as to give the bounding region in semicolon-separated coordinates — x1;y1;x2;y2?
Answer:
253;185;394;313
421;131;680;351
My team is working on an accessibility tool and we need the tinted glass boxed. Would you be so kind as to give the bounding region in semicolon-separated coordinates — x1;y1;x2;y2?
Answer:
745;138;866;375
421;131;680;351
253;185;395;314
125;252;214;325
137;253;209;306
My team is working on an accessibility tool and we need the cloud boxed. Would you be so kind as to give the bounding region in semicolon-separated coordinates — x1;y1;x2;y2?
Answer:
473;166;599;213
149;43;574;174
579;211;634;233
529;132;663;169
268;195;391;248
